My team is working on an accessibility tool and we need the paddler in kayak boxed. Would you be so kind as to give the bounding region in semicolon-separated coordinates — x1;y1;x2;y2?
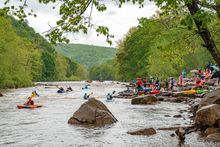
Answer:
83;92;93;100
24;91;39;105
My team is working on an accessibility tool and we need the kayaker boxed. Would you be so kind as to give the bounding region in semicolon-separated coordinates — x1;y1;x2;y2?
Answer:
24;91;39;105
57;87;65;93
66;86;73;92
24;96;34;105
106;91;116;100
106;93;113;100
83;92;93;99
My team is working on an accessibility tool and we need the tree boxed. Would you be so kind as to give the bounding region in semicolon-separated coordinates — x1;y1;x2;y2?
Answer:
2;0;220;66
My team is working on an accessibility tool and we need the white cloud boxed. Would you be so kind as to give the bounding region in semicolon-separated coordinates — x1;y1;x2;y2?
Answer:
0;0;158;47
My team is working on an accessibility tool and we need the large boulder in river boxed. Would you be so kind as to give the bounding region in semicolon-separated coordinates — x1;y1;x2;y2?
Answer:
195;104;220;129
0;92;3;97
68;98;117;127
131;95;158;105
127;128;156;136
199;89;220;109
204;127;220;137
206;133;220;142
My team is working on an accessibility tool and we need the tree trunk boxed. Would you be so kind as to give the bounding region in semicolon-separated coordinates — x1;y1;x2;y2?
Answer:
185;0;220;66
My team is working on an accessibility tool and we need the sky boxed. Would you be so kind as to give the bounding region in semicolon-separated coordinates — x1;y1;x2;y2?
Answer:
0;0;158;47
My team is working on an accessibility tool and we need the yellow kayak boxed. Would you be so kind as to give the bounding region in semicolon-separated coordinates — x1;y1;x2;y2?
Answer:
183;90;197;95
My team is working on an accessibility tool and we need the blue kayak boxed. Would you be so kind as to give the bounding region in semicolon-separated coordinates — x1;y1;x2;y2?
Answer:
57;89;65;93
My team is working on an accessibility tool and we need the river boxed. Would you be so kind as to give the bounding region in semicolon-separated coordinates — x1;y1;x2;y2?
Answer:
0;81;219;147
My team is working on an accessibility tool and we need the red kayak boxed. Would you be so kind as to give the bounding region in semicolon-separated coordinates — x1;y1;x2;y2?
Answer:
17;104;43;109
150;90;160;94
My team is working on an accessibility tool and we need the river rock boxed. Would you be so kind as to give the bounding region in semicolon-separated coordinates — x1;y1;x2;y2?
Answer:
189;98;201;116
68;98;117;127
131;95;157;105
195;104;220;129
127;128;156;136
0;92;3;97
167;97;188;103
206;133;220;142
173;114;182;118
199;89;220;109
175;128;186;141
204;127;220;137
157;96;165;101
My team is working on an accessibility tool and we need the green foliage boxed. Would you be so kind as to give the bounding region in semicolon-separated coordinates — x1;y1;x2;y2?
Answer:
0;16;33;88
89;59;119;80
115;14;215;80
55;44;116;68
0;13;88;89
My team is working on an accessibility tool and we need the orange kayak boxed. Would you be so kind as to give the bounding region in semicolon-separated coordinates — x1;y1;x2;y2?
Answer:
17;104;43;109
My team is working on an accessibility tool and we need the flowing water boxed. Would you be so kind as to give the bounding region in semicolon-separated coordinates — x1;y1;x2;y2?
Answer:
0;81;219;147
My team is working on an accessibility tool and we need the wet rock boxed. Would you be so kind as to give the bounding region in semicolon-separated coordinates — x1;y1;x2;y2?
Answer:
127;128;156;136
168;97;188;103
199;89;220;109
0;92;3;97
164;115;171;117
172;93;196;98
206;133;220;142
68;98;117;127
170;133;175;137
175;128;186;141
157;96;165;101
156;93;172;97
189;98;201;116
131;95;158;105
173;115;182;118
204;127;220;137
179;109;187;113
195;104;220;129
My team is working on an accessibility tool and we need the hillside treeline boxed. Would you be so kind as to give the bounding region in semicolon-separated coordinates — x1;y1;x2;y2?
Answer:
0;13;87;89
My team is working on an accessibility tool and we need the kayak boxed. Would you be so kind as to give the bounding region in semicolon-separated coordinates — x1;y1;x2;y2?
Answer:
105;99;115;102
57;90;65;93
197;89;208;94
159;91;170;94
183;90;197;95
150;90;160;94
17;104;43;109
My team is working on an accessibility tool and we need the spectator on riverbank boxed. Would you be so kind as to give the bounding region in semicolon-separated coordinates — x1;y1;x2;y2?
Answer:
170;78;175;90
178;74;184;86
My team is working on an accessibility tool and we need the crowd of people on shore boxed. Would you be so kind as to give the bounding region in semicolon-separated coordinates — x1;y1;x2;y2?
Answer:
133;63;220;93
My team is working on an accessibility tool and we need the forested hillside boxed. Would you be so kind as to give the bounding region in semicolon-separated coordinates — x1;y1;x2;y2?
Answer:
55;44;116;68
0;12;87;89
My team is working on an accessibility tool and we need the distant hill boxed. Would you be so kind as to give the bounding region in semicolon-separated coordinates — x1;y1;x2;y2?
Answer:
55;44;116;68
